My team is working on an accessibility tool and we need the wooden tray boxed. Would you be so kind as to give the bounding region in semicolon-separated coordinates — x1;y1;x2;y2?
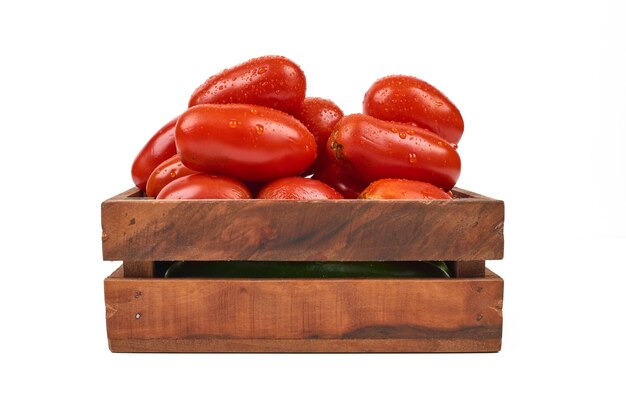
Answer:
102;188;505;353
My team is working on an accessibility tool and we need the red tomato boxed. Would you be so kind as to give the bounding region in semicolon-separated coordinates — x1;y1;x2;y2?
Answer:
156;173;251;199
359;179;452;200
311;162;366;199
363;75;464;144
131;116;179;191
257;177;343;200
328;114;461;191
176;104;316;182
293;97;344;174
188;56;306;115
145;154;199;197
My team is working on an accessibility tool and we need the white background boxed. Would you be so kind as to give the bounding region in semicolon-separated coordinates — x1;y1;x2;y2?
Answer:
1;0;625;416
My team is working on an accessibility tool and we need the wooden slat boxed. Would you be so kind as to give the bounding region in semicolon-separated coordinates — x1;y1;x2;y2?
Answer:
104;268;503;353
122;261;155;278
101;188;504;261
450;261;486;278
108;337;501;353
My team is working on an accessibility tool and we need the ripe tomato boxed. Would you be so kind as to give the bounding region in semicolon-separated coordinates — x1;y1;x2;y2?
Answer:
131;115;179;191
359;179;452;200
328;114;461;191
363;75;464;144
145;154;199;197
257;177;343;200
311;162;366;199
293;97;344;175
188;56;306;115
156;173;251;199
176;104;316;182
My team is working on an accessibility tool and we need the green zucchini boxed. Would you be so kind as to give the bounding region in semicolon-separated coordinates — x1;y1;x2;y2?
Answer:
164;260;450;279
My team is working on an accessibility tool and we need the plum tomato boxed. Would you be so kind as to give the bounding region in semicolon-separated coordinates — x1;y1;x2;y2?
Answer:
257;177;343;200
156;173;252;199
311;162;366;199
175;104;317;182
293;97;344;175
328;114;461;191
145;154;199;198
363;75;464;144
359;179;452;200
131;115;179;191
188;55;306;115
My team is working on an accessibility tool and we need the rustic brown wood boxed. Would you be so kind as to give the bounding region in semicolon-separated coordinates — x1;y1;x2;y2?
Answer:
104;267;503;353
123;261;155;278
450;261;486;278
108;337;501;353
102;188;504;262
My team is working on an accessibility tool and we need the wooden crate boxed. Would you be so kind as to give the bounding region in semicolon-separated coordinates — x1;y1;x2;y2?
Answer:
102;188;504;352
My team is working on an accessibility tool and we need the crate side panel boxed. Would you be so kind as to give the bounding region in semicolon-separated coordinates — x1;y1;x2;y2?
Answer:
104;274;503;342
102;198;504;261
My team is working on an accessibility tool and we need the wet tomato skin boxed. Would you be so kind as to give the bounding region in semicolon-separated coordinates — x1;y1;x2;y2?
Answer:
359;179;452;200
188;56;306;115
145;154;199;198
311;162;366;199
293;97;344;175
156;173;252;199
176;104;316;183
363;75;464;144
131;116;179;191
257;177;344;200
328;114;461;191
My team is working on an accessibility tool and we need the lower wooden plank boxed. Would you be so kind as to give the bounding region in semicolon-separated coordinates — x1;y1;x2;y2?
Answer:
109;337;501;353
104;268;503;353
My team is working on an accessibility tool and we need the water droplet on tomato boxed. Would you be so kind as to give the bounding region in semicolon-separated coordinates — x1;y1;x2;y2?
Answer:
408;153;417;164
258;67;268;74
170;171;176;178
228;120;238;128
399;132;407;139
256;124;264;134
391;127;398;133
250;108;258;114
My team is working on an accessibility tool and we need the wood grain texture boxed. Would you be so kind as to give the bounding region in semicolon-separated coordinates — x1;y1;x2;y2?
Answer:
123;261;155;278
102;188;504;261
108;338;501;353
104;267;503;352
450;261;486;278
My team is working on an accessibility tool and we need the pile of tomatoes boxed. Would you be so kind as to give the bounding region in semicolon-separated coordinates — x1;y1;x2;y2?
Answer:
131;56;463;200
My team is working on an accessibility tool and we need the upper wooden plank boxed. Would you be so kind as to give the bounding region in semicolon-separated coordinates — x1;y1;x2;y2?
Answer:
102;188;504;261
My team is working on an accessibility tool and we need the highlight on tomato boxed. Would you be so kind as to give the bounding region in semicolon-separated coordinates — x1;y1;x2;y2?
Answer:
257;177;343;200
156;173;252;199
189;55;306;115
293;97;344;175
359;179;452;200
131;115;179;191
363;75;464;145
328;114;461;191
145;154;199;198
175;104;317;182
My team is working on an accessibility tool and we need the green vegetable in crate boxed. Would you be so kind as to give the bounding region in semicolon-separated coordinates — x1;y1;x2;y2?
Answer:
164;260;450;279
